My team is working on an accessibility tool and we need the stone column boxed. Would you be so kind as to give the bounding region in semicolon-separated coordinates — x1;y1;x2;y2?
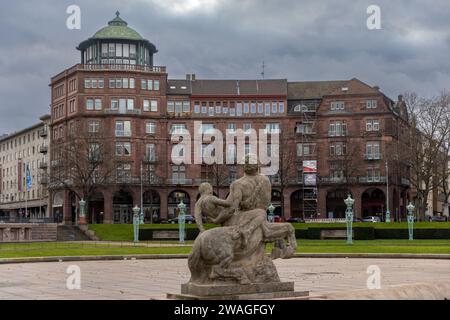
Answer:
103;190;113;224
283;192;291;219
353;189;362;219
63;190;72;225
159;189;168;220
318;188;327;218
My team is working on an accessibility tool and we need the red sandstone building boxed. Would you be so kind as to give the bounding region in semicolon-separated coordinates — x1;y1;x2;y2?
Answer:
49;13;411;224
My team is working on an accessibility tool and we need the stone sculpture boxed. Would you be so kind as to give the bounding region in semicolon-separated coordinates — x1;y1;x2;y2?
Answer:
186;154;297;289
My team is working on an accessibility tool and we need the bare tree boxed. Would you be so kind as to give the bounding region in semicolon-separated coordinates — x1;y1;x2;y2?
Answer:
48;122;116;214
404;92;450;219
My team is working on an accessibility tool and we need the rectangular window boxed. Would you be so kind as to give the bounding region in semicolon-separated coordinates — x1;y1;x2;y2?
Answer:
194;102;200;113
145;144;156;161
141;79;147;90
230;108;236;116
208;107;214;116
129;78;135;89
279;102;285;113
265;123;280;133
111;99;119;110
151;100;158;112
116;78;122;89
146;122;156;134
115;121;131;137
171;124;187;134
244;102;249;114
109;79;116;89
236;103;243;116
227;123;236;133
86;99;94;110
115;142;131;156
98;78;104;88
251;102;256;113
88;121;100;133
154;80;160;91
215;102;221;114
143;100;150;112
167;101;175;113
367;100;378;109
265;103;271;115
147;80;153;91
201;102;207;114
180;101;189;113
331;101;345;111
127;99;134;110
272;102;277;113
94;99;102;110
122;78;129;89
175;101;182;114
84;79;92;89
244;123;252;133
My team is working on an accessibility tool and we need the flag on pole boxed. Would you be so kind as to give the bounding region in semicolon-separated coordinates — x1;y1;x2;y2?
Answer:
25;163;33;191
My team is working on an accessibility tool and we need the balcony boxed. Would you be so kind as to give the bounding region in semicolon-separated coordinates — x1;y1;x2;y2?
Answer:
39;145;48;154
167;178;193;185
364;153;382;160
50;160;63;168
39;162;48;169
104;109;141;115
359;176;387;184
77;64;166;73
40;177;48;185
38;129;48;138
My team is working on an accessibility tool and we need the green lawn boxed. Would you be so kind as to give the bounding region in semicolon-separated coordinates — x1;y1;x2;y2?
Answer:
88;222;450;242
1;239;450;259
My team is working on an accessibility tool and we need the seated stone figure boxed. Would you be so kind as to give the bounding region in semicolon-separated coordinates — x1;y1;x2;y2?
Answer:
194;183;238;239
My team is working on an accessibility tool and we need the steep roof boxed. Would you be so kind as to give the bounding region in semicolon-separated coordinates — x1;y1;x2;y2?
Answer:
288;78;383;99
190;79;287;96
92;12;143;41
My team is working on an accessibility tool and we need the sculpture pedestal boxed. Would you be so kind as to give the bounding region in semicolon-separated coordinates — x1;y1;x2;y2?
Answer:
167;282;309;300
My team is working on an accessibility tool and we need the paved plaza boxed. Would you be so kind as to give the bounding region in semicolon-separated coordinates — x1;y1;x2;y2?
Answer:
0;258;449;299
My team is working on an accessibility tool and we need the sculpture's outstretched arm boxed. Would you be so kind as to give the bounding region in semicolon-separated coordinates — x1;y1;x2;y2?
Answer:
194;201;205;233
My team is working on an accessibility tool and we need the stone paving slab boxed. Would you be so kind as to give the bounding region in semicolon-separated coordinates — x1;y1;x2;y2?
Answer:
0;258;449;299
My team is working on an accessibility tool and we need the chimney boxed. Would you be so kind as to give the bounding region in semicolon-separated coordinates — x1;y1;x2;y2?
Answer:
191;74;196;81
373;86;380;91
186;74;191;80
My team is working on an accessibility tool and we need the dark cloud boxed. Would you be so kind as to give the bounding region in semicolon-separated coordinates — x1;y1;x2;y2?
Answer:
0;0;449;134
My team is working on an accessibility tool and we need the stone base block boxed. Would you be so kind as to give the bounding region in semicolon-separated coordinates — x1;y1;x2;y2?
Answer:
167;282;309;300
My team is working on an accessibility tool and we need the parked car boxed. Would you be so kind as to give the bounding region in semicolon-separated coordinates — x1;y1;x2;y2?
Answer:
429;215;448;222
169;215;196;224
287;217;305;223
362;216;381;223
273;215;284;223
353;217;362;223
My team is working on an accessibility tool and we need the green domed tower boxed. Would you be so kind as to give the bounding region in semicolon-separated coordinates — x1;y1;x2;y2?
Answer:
77;11;157;66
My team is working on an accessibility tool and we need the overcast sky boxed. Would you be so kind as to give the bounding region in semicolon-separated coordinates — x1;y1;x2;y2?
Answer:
1;0;449;134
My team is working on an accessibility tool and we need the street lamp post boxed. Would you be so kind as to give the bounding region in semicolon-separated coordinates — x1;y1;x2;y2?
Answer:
132;205;140;243
140;161;144;225
79;199;86;225
406;202;415;241
385;160;391;223
268;203;275;222
177;193;186;244
344;195;355;245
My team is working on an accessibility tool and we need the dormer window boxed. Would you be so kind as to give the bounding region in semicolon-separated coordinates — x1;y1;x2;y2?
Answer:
331;101;345;111
367;100;378;109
